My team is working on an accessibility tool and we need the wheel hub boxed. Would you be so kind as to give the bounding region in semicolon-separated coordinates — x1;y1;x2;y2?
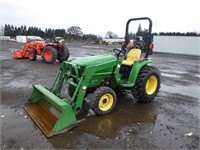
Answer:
102;99;107;104
44;50;52;60
98;94;114;111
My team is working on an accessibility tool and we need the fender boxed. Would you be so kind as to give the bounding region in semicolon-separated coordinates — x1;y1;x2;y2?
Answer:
128;59;153;86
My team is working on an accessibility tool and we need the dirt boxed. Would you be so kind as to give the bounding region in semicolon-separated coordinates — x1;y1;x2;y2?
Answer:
0;40;200;149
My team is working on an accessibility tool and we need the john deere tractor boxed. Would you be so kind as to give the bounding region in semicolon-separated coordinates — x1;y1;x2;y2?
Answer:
24;17;161;137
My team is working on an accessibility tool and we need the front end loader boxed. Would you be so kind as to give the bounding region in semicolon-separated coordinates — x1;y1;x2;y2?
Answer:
24;17;161;137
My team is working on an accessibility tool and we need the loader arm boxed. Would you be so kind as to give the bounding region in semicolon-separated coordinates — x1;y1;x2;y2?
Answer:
13;42;32;58
52;59;118;115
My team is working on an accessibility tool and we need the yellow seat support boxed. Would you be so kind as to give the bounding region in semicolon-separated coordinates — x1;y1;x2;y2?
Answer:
122;49;141;66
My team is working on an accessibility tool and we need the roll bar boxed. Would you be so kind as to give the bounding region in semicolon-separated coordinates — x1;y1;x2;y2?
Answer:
122;17;153;58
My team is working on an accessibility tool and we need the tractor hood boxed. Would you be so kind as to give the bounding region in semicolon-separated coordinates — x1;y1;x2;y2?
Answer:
70;54;118;67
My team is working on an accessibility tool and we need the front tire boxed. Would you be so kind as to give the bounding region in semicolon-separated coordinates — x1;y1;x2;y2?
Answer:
42;46;58;63
86;86;117;115
57;46;70;62
132;66;161;103
67;85;76;98
28;50;37;61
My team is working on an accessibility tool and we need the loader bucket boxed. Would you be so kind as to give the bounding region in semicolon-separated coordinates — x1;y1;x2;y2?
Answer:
13;50;28;59
24;84;77;137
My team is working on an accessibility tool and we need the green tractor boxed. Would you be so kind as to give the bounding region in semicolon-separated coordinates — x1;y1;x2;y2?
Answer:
24;17;161;137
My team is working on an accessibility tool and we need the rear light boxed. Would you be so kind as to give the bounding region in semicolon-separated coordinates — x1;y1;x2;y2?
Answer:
121;41;125;46
149;42;154;49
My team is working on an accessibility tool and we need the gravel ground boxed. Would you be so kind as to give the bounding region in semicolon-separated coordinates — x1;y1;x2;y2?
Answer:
0;40;199;149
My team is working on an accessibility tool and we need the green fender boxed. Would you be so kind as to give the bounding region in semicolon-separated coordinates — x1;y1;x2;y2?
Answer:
128;59;153;86
118;59;152;88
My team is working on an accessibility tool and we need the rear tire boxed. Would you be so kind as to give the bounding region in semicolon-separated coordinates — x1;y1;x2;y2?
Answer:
57;46;70;62
28;50;37;61
42;46;58;63
86;86;116;115
132;66;160;103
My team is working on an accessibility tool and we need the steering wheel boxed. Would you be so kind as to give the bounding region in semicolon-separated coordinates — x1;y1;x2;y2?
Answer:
113;48;125;58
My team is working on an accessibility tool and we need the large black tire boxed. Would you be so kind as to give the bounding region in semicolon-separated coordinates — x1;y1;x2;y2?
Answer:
28;50;37;61
132;66;161;103
67;85;76;98
57;46;70;62
85;86;117;115
42;46;58;63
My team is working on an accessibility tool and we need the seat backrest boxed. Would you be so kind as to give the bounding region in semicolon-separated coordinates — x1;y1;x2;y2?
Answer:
122;49;141;66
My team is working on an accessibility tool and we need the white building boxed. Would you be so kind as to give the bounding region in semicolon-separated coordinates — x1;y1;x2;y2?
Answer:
103;38;124;44
153;36;200;56
16;36;27;43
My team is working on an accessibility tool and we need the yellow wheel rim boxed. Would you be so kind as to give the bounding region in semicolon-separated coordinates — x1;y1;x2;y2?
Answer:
145;75;158;95
98;93;114;111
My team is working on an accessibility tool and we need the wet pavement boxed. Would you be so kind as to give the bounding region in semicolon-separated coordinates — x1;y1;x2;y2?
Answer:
0;41;199;149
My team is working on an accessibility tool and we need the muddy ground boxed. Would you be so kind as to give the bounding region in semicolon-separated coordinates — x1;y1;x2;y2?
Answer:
0;40;199;149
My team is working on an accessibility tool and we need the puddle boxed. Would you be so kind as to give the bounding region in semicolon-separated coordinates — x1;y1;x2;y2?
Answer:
0;105;30;129
161;84;200;98
0;53;8;59
0;72;14;81
76;104;156;139
80;93;156;140
160;69;200;79
0;105;53;149
160;69;188;75
81;46;111;50
82;46;102;49
171;70;188;74
0;53;12;60
195;74;200;78
49;91;157;148
5;79;32;88
161;73;180;78
9;48;19;53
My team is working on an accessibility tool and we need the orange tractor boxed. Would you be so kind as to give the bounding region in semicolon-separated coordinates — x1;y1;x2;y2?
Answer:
13;40;69;63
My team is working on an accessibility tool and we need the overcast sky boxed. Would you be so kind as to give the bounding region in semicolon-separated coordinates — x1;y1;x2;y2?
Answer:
1;0;200;37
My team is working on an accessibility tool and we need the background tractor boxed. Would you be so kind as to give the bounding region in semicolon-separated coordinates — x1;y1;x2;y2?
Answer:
24;17;161;137
13;38;69;63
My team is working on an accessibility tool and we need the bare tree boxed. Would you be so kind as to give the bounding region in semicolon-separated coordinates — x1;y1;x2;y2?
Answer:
105;31;119;39
66;26;83;36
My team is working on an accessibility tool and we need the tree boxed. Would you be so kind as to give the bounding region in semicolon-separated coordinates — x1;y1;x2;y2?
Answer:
185;32;199;36
129;32;136;39
38;28;45;37
136;24;142;36
4;24;8;35
32;27;38;36
105;31;119;39
97;35;103;41
158;32;199;36
28;27;33;35
4;24;12;36
152;32;158;35
135;24;149;42
10;25;15;35
66;26;83;41
66;26;83;36
82;34;98;41
55;29;65;37
24;26;27;35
